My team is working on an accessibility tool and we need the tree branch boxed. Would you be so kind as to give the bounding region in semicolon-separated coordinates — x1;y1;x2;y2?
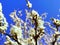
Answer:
0;31;21;45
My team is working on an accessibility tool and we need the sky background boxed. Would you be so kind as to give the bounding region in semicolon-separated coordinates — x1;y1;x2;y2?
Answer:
0;0;60;45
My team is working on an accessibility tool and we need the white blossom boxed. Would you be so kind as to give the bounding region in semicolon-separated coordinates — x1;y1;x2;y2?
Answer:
25;9;32;19
26;1;32;8
27;37;35;45
29;28;35;36
4;36;18;45
31;10;39;16
10;25;22;42
52;18;60;26
37;18;45;30
0;3;2;12
0;3;8;31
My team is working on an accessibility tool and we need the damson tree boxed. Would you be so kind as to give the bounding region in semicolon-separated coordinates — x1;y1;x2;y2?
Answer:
0;0;60;45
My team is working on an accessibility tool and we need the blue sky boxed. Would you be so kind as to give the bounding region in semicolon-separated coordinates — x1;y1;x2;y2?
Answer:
0;0;60;45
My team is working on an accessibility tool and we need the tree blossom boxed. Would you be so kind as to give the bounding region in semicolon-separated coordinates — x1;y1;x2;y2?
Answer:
0;3;8;33
4;36;18;45
26;1;32;8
